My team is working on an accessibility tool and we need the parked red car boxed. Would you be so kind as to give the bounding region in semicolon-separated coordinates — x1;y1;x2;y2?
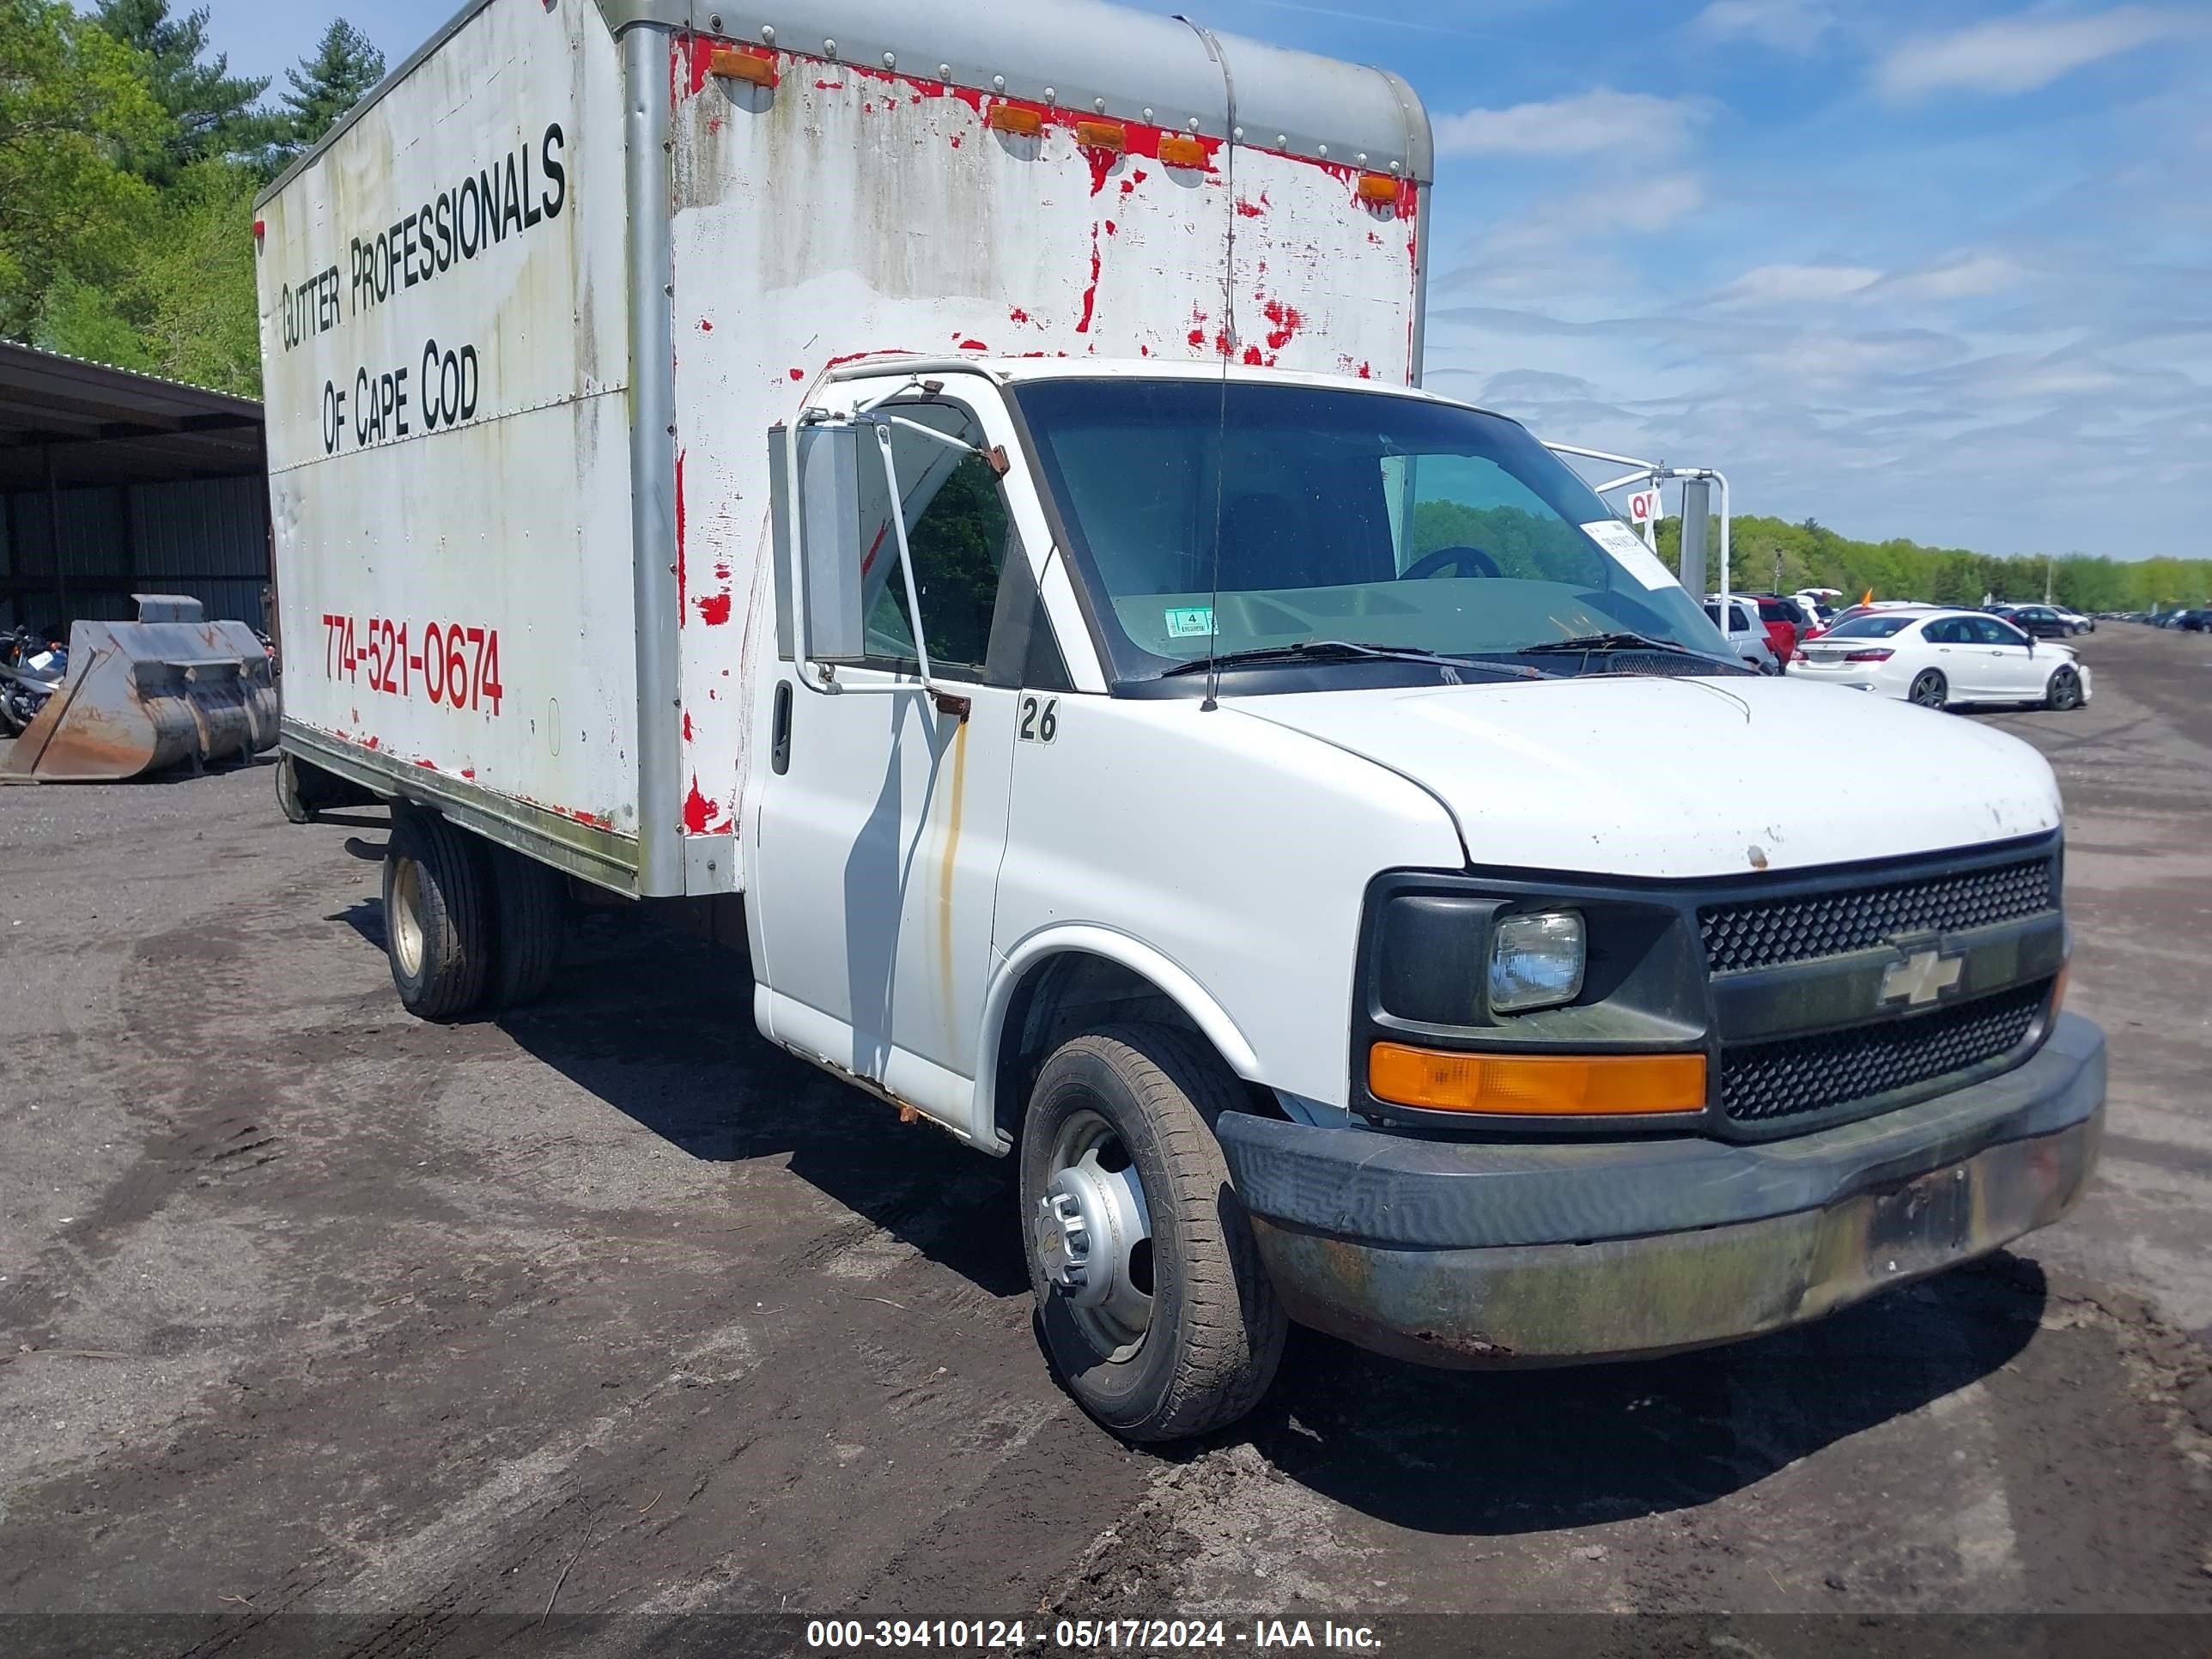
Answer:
1742;594;1802;665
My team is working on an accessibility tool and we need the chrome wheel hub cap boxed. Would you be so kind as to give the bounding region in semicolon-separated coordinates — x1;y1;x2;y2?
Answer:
1033;1114;1152;1357
391;859;428;979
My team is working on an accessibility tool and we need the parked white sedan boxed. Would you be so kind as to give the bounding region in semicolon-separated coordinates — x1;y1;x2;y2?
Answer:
1790;607;2091;711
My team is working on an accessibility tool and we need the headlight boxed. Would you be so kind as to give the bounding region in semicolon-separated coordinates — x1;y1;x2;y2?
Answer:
1488;911;1586;1013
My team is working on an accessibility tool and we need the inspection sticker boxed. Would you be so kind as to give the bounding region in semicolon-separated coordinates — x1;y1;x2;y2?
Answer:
1582;520;1680;592
1164;606;1216;639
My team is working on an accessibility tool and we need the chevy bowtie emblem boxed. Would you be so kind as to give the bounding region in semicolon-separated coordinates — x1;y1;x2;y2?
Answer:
1881;948;1964;1008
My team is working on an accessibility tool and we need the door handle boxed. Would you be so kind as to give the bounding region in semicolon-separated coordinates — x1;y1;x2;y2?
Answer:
772;681;793;775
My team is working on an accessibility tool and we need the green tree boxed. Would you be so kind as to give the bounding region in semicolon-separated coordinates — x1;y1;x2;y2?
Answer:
93;0;274;179
0;0;164;339
276;20;385;158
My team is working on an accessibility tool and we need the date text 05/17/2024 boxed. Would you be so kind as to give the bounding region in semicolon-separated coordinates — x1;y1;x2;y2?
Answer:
804;1619;1384;1650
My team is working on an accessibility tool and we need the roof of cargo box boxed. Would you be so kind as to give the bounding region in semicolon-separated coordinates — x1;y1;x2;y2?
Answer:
260;0;1431;208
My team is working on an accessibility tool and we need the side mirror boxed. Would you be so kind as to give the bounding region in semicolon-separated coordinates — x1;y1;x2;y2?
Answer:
771;421;868;663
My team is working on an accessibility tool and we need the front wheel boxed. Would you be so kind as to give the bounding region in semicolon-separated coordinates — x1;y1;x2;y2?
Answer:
2045;665;2083;711
1908;668;1948;710
1020;1025;1285;1443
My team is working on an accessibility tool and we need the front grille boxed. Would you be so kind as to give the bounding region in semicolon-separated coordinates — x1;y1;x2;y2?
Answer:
1699;855;2057;974
1720;980;2049;1125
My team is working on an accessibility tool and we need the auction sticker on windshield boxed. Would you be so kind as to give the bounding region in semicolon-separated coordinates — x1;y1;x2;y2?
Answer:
1582;520;1680;592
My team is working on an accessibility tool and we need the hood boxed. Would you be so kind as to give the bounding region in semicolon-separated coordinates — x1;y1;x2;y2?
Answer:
1236;675;2062;880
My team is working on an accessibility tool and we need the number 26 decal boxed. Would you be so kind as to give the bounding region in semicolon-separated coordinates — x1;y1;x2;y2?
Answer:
1018;696;1060;744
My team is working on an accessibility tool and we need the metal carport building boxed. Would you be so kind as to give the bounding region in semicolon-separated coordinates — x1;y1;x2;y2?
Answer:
0;343;268;635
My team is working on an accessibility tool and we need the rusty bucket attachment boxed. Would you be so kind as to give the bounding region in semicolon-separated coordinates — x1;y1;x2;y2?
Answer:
0;595;279;784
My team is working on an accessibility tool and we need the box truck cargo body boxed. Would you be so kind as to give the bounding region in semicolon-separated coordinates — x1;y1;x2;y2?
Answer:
260;0;2104;1441
260;0;1427;893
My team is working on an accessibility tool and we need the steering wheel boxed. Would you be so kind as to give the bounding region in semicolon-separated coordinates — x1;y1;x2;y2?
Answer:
1399;544;1501;580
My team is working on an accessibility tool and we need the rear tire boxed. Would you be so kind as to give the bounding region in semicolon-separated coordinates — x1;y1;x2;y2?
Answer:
2044;665;2083;711
275;753;314;824
485;844;567;1008
1020;1024;1285;1443
382;811;491;1021
1908;669;1948;710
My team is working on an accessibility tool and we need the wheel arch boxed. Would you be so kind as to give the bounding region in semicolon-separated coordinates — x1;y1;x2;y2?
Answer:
975;927;1264;1154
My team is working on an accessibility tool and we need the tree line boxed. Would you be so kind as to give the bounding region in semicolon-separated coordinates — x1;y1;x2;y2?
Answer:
1651;514;2211;615
0;0;384;394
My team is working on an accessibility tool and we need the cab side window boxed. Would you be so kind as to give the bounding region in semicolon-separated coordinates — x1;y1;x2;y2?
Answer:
846;402;1070;691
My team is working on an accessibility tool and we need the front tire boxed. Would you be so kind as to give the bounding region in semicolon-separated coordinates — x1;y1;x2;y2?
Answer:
2045;665;2083;711
1020;1025;1285;1443
382;811;491;1020
1908;668;1948;710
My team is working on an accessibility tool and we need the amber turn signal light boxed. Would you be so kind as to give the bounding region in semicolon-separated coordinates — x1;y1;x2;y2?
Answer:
1368;1044;1706;1117
1076;120;1127;151
1158;133;1210;167
1357;172;1406;205
709;47;776;88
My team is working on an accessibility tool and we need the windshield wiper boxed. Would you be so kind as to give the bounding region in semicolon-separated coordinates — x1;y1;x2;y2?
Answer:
1161;641;1545;679
1519;632;1711;659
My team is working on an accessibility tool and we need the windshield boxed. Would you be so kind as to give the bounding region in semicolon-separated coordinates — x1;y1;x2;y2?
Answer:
1012;379;1733;686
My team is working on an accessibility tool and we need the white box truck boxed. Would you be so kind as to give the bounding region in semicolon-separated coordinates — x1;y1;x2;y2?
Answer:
258;0;2105;1439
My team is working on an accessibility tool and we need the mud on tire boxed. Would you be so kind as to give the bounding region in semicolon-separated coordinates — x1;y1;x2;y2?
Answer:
1020;1024;1286;1443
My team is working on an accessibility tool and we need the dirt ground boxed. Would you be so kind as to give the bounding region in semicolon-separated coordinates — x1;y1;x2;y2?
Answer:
2;624;2209;1653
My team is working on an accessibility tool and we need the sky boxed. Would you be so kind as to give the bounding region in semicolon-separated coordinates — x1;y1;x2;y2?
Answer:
202;0;2211;559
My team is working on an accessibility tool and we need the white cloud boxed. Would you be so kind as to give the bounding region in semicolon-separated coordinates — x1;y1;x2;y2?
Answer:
1434;89;1709;157
1692;0;1836;53
1875;253;2028;301
1876;7;2193;98
1716;264;1884;305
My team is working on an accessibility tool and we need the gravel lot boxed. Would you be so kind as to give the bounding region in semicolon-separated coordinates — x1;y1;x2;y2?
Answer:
1;623;2208;1651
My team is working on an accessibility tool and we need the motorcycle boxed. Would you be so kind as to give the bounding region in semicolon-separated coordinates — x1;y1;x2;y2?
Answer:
0;625;70;738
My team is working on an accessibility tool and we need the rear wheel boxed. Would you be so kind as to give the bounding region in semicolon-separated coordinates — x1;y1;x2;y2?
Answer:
383;811;491;1020
485;844;567;1007
1908;669;1948;710
2045;665;2083;711
1020;1025;1285;1443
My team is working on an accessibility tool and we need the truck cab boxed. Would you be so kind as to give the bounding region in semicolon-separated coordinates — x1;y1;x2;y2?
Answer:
752;356;2105;1437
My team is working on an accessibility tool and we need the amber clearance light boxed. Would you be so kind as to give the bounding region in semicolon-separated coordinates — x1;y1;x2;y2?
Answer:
708;47;777;87
1369;1044;1706;1117
988;105;1046;137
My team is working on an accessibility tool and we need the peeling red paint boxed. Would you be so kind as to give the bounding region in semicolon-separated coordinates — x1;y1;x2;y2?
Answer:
362;735;379;751
950;132;963;149
460;768;476;781
683;778;717;835
816;79;845;91
696;592;732;627
1262;297;1306;352
414;759;438;772
1104;220;1118;236
1076;240;1103;333
1236;199;1266;220
1243;344;1266;366
1084;142;1117;198
1188;328;1207;349
683;711;694;742
1009;307;1031;325
699;319;714;331
1358;362;1375;380
789;368;806;381
675;33;715;102
957;337;988;351
674;449;688;627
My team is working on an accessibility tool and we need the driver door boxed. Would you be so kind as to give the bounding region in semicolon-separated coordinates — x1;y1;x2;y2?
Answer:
750;390;1048;1122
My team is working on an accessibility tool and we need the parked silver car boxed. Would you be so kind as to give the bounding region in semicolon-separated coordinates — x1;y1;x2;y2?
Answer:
1704;595;1782;673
